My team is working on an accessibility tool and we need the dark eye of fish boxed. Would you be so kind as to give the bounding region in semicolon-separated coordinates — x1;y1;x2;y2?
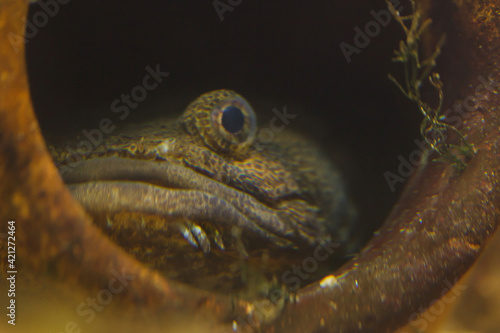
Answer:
221;105;245;134
183;90;257;155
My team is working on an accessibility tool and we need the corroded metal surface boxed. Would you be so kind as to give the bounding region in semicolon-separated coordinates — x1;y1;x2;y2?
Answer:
0;0;499;332
258;0;500;331
0;1;246;331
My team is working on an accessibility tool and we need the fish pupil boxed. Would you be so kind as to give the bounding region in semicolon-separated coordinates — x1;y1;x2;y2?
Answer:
221;106;245;134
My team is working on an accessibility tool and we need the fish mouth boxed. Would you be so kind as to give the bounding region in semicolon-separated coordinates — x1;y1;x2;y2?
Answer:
63;156;335;292
62;156;322;253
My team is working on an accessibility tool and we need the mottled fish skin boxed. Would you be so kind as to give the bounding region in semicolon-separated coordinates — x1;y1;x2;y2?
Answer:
50;90;357;295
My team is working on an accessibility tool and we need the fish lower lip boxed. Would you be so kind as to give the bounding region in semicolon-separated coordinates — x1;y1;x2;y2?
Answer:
62;156;302;246
67;180;289;247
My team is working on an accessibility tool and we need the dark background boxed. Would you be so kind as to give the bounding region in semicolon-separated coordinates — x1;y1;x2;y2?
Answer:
26;0;429;244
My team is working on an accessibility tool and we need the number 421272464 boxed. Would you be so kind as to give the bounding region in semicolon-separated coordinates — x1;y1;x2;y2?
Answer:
7;221;15;270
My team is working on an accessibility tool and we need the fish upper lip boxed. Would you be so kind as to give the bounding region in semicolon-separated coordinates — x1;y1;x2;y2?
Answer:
62;156;312;246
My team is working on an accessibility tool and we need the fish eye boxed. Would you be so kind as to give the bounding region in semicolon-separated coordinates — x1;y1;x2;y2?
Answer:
221;105;245;134
183;90;257;155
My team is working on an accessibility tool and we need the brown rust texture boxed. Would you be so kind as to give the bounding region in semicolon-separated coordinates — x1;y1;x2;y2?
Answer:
257;0;500;332
0;0;243;329
0;0;499;332
0;0;159;296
